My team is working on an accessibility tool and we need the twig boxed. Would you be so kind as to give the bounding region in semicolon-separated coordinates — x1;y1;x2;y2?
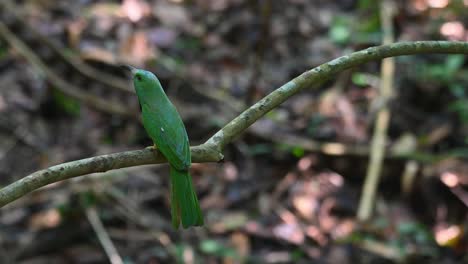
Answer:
250;122;468;161
246;0;272;104
401;160;419;195
355;239;402;261
0;138;17;161
357;0;396;221
0;9;231;122
157;52;245;114
249;122;369;156
3;0;243;116
0;0;133;93
0;41;467;207
85;207;124;264
0;21;136;118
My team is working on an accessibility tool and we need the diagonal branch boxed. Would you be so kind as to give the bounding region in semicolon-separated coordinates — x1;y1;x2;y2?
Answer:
358;0;397;221
1;41;468;208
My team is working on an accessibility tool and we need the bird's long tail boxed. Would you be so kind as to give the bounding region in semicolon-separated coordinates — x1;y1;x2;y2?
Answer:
170;165;204;228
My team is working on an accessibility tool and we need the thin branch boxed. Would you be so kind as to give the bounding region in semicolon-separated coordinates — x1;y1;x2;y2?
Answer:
205;41;468;151
0;18;217;122
250;121;468;161
1;41;468;208
0;146;222;207
0;0;133;93
0;21;135;118
85;207;124;264
357;0;396;221
401;161;419;195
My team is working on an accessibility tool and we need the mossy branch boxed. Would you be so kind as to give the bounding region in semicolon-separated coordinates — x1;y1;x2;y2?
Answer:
1;41;468;207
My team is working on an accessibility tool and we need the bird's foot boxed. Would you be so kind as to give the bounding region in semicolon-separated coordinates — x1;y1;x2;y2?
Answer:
145;144;158;151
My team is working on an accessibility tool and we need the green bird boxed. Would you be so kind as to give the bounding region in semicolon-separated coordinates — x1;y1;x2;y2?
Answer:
128;67;203;229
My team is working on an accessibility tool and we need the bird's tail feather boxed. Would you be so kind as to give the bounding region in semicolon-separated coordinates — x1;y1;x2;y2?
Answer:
170;165;204;228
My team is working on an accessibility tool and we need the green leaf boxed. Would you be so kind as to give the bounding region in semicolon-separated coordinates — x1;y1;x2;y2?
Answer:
307;114;326;136
200;240;221;254
52;88;81;115
357;13;380;33
292;146;305;158
79;191;97;208
0;40;9;59
174;244;193;264
248;143;273;155
445;54;464;76
397;221;434;244
358;0;376;9
449;83;464;98
329;23;350;45
175;36;201;51
448;99;468;123
352;72;370;86
329;16;355;45
421;55;465;83
200;240;238;259
291;249;304;261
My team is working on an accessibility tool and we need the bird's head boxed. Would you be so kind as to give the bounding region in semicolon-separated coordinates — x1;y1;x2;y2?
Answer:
122;65;161;94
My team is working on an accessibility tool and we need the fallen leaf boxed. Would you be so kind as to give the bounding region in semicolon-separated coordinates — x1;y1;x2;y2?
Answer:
435;224;463;248
29;209;61;230
211;212;249;233
67;19;87;48
153;2;190;28
119;30;157;66
305;225;327;246
148;27;178;48
292;195;318;221
121;0;151;22
230;232;250;259
273;222;304;244
80;45;117;64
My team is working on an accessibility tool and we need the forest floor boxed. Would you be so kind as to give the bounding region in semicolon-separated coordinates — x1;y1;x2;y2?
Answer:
0;0;467;263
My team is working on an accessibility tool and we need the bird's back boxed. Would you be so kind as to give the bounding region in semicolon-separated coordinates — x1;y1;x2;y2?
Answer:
142;100;191;171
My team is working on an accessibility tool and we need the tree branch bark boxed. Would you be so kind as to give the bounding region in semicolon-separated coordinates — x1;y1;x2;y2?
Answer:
1;41;467;208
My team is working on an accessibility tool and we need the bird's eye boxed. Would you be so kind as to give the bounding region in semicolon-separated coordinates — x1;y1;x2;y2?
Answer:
135;74;142;81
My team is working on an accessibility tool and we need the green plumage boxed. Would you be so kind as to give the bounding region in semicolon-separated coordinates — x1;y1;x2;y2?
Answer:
130;68;203;228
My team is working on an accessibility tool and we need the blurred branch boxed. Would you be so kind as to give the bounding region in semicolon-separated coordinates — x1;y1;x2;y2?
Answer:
0;17;215;122
250;122;468;161
357;0;396;221
1;41;468;207
246;0;272;104
354;239;402;261
401;161;419;195
0;2;235;121
0;0;132;93
85;207;124;264
0;21;135;118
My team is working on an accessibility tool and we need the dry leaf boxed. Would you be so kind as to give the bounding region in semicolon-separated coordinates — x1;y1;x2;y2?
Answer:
67;19;87;48
273;223;304;244
29;209;61;230
119;31;157;66
153;2;190;28
121;0;151;22
230;232;250;259
80;45;117;64
292;195;318;221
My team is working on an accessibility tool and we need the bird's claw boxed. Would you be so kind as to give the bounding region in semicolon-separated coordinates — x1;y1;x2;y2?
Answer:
146;145;158;151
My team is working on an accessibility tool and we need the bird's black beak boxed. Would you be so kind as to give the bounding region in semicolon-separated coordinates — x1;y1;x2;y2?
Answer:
119;65;138;76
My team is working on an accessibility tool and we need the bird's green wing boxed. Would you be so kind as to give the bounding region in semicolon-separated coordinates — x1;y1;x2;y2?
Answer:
141;102;191;170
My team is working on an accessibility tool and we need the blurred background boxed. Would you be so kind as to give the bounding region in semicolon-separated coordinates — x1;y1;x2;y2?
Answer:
0;0;467;263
